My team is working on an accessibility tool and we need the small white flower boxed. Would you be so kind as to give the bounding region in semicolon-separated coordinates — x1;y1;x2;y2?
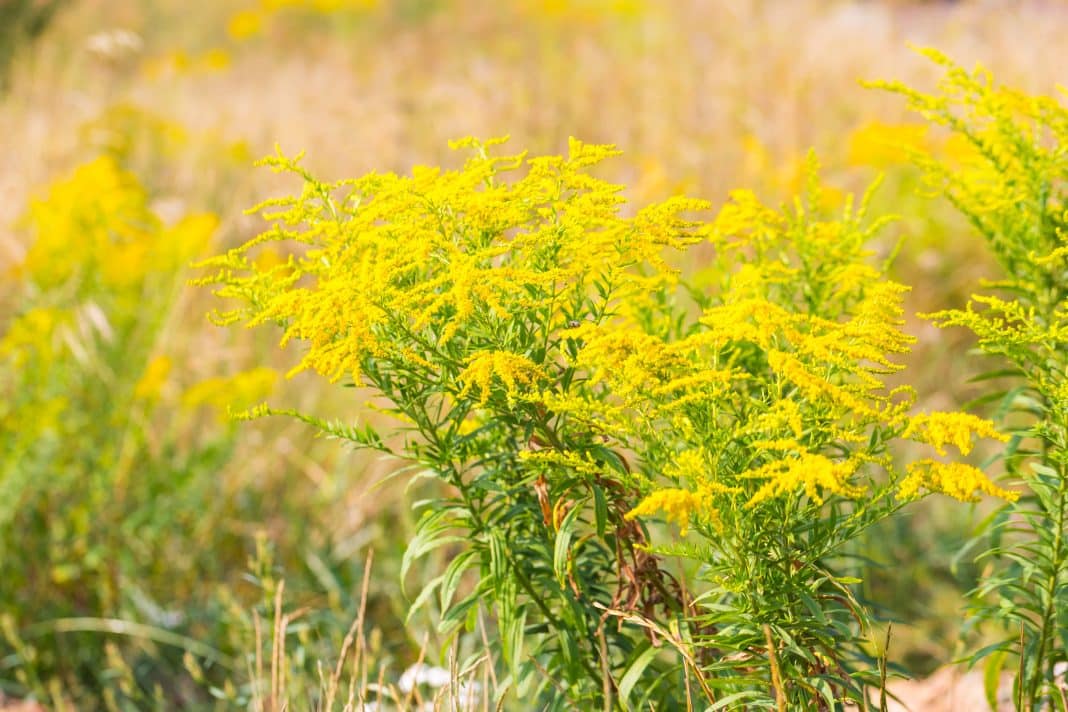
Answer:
86;29;143;60
398;663;452;693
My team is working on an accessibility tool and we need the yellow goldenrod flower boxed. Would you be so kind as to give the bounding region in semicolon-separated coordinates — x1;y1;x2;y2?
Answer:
898;459;1017;503
745;454;864;508
903;412;1007;456
227;10;264;40
626;488;720;536
134;355;172;402
0;308;68;366
846;121;930;168
458;351;544;407
182;367;278;421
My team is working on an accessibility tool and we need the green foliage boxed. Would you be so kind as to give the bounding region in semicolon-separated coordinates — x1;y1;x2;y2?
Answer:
875;48;1068;710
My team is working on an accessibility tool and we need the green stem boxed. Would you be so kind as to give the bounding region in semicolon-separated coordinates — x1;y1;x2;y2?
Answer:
1028;427;1067;710
420;404;618;706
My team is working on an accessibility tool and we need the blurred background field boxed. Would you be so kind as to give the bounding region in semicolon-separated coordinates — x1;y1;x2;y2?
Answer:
2;0;1067;708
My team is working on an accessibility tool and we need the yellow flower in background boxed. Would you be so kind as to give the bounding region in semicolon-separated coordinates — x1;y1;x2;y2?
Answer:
140;49;232;77
200;48;232;71
632;155;697;202
20;154;218;299
80;103;189;161
134;355;172;402
231;0;379;38
182;367;278;421
159;213;218;269
227;10;264;40
0;308;68;367
523;0;644;23
846;121;930;168
24;156;156;289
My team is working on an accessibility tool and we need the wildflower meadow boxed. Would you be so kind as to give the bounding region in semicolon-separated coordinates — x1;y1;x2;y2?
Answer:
2;1;1068;710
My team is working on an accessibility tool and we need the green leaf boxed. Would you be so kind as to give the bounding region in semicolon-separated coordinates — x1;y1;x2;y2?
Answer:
401;509;463;587
618;641;659;704
502;608;527;677
553;505;583;588
983;648;1007;711
440;549;478;613
706;690;771;710
968;368;1026;383
593;485;608;538
439;587;485;636
406;573;444;624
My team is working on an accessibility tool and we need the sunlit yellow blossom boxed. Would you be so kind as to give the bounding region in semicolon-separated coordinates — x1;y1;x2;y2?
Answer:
200;139;707;385
458;351;544;406
903;412;1007;455
939;133;983;167
0;308;68;366
766;350;873;416
663;448;707;482
649;368;738;398
898;459;1017;503
750;399;804;441
626;488;719;536
134;355;172;402
846;121;930;168
227;9;265;39
694;298;794;350
182;367;277;421
744;454;864;508
572;327;679;399
24;156;157;289
749;439;804;452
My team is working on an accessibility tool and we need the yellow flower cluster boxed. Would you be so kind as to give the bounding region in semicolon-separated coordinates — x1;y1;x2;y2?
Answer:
227;0;379;41
548;164;1010;520
182;367;278;422
521;0;645;24
202;138;708;384
899;460;1018;503
133;355;173;402
458;351;545;407
743;454;864;508
903;412;1008;456
625;488;719;536
845;121;931;168
21;156;216;295
203;136;1016;550
0;307;68;368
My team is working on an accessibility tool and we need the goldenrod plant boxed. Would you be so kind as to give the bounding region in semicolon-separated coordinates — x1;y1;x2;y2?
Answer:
202;136;1012;709
874;49;1068;711
0;154;227;706
0;103;414;710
